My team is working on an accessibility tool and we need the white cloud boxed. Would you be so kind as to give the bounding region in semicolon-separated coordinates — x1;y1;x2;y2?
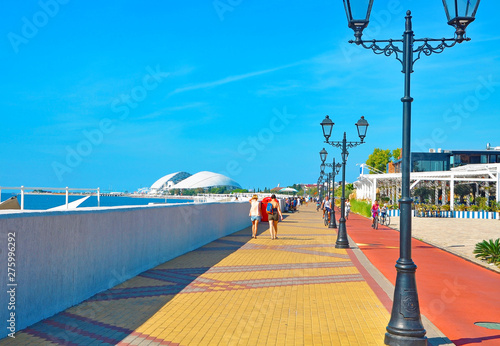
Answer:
169;62;302;95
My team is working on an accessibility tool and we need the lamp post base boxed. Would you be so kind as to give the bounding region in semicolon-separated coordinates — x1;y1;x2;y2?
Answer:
384;332;427;346
385;261;427;346
334;219;349;248
329;210;337;228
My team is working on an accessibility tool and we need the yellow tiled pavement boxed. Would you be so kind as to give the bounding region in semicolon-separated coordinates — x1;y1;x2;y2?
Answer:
1;204;390;345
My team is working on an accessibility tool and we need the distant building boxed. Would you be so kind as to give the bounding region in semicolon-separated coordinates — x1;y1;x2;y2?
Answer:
149;171;241;194
390;144;500;173
172;171;241;190
149;172;192;194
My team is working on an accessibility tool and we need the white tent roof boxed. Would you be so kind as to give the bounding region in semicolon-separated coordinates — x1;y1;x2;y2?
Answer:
354;163;500;210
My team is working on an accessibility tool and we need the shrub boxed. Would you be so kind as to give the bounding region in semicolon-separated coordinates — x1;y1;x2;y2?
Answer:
351;199;371;218
492;201;500;212
476;197;488;211
473;239;500;266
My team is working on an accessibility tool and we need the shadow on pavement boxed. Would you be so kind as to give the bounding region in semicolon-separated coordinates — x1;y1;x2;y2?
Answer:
4;225;257;345
451;334;500;345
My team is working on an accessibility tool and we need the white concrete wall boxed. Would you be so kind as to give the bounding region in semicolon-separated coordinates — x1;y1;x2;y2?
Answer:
0;201;250;339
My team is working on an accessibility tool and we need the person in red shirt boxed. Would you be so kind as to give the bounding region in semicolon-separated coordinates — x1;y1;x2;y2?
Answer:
371;200;380;228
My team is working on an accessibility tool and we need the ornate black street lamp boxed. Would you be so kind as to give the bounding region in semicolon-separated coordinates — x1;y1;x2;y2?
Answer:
319;161;326;201
320;148;342;228
320;148;328;163
341;1;480;345
317;176;322;201
321;115;368;247
317;176;324;200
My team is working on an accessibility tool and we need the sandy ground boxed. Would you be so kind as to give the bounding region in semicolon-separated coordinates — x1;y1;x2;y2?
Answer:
389;216;500;273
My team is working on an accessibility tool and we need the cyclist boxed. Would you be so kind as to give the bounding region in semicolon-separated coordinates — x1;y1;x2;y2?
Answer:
380;203;388;223
324;197;331;223
371;200;380;229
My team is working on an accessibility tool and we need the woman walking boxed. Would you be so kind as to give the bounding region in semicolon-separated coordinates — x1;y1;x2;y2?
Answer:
249;195;261;238
267;194;283;239
371;200;380;229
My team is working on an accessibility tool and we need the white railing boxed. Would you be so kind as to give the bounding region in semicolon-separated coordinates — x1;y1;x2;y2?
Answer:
0;186;100;210
199;192;296;201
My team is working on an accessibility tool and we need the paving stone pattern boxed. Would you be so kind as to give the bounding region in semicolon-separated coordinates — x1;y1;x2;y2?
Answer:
1;206;390;345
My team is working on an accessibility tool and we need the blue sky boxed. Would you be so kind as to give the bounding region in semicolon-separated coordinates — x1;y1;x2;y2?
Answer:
1;0;499;192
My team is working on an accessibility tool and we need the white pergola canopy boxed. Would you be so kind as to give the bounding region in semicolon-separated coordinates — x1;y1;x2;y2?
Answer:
354;163;500;210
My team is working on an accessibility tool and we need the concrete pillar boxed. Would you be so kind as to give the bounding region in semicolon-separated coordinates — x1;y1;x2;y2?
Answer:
65;187;69;210
441;181;447;205
20;186;24;210
450;177;455;211
435;182;439;206
497;167;500;203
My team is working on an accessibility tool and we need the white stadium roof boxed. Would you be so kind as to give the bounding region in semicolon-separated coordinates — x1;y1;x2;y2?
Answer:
150;172;191;191
171;171;241;190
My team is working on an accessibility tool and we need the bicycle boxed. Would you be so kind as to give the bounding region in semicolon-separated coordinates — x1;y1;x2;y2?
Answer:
324;209;330;226
372;214;379;229
380;213;390;226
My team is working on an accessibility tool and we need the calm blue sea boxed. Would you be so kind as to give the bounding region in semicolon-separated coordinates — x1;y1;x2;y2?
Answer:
0;192;193;210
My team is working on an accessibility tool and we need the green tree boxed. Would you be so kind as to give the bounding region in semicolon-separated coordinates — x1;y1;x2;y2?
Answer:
334;183;353;198
366;148;392;173
392;148;401;161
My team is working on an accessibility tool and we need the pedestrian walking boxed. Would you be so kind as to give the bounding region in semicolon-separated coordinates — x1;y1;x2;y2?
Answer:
371;200;380;229
249;194;261;238
266;194;283;239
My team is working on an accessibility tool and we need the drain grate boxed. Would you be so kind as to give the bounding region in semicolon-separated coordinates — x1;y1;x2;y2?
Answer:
474;322;500;330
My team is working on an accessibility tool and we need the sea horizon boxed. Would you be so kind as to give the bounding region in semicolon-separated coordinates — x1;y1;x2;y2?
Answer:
0;192;193;210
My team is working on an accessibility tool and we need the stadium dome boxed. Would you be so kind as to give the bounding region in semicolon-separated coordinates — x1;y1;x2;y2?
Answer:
150;172;191;194
171;171;241;190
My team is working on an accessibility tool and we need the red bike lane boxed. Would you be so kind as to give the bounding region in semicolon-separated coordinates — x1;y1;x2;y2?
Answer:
346;212;500;345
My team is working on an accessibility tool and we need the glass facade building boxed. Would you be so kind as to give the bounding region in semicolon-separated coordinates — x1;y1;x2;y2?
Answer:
391;149;500;173
411;152;450;172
